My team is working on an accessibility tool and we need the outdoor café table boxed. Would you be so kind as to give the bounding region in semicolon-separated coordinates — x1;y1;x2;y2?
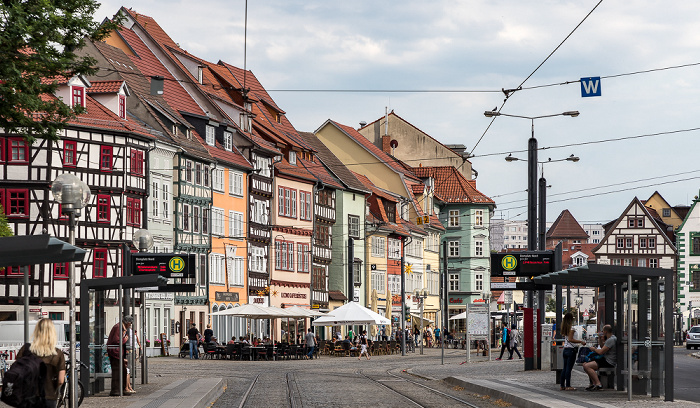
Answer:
249;346;265;361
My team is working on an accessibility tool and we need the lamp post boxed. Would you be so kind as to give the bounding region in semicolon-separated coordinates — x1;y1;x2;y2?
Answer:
132;229;153;385
51;174;91;408
414;289;429;355
575;295;583;326
485;109;579;371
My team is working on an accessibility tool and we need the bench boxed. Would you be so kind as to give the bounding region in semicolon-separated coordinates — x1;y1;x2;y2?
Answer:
598;367;615;389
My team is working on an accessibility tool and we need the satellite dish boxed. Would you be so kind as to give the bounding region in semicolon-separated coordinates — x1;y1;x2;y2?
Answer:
390;140;398;149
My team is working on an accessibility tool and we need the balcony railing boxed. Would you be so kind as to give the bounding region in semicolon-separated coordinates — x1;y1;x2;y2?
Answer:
314;205;335;223
251;173;272;195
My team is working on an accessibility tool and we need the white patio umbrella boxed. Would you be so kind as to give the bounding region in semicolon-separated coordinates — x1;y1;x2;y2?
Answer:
211;303;283;318
449;311;467;320
312;302;391;326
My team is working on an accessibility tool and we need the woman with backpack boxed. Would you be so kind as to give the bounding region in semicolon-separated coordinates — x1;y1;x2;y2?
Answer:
560;312;586;391
16;318;66;407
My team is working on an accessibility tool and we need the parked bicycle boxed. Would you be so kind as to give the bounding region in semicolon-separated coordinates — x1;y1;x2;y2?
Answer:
0;351;9;386
57;354;87;408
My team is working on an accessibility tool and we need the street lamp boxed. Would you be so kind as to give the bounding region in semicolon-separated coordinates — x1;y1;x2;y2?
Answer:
132;229;153;385
485;109;579;371
575;296;584;325
414;289;429;355
51;173;90;408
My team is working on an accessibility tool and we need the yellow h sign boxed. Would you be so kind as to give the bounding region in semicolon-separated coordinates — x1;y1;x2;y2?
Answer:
501;255;517;271
169;256;185;273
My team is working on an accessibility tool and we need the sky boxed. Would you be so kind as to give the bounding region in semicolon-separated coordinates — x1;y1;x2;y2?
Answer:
94;0;700;225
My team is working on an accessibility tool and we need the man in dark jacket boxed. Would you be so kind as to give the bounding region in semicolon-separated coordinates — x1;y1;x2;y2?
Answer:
107;316;134;396
187;323;201;359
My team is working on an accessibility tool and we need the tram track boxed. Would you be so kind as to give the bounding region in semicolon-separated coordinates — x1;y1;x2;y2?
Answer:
238;371;302;408
358;368;482;408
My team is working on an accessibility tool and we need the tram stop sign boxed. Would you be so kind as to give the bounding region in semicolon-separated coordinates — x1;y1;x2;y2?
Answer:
131;253;196;278
491;251;555;277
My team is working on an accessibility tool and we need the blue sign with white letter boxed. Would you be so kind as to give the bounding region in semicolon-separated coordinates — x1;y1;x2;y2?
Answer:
580;77;601;97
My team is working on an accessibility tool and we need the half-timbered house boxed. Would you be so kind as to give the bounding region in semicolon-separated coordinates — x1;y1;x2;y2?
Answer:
0;75;155;324
593;197;677;269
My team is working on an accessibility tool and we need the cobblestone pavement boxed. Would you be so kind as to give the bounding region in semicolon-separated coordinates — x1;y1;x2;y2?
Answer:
18;346;697;408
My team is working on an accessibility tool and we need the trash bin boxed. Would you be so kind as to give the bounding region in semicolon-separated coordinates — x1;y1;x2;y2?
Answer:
551;339;564;371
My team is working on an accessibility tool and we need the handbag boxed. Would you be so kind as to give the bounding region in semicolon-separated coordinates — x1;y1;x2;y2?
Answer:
576;346;591;364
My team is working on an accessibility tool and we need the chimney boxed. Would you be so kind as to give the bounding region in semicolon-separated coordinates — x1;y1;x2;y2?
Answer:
382;135;391;154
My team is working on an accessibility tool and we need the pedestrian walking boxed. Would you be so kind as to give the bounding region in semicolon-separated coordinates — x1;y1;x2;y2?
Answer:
381;326;388;341
304;328;316;359
15;318;66;407
107;316;135;396
358;330;370;360
508;324;522;359
560;312;586;391
495;321;511;360
434;327;441;347
187;323;201;359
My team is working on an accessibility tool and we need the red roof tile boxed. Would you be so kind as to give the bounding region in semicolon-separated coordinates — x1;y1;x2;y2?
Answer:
412;166;494;204
546;210;589;239
115;25;206;116
87;80;124;94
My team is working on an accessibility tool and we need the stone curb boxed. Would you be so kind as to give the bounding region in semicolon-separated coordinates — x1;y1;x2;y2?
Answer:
444;376;607;408
126;377;225;408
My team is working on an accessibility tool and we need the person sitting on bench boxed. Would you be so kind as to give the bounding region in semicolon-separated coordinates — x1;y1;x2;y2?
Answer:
583;325;617;391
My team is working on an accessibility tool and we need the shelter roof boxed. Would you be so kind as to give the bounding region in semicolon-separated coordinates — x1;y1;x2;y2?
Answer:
87;80;124;94
533;264;673;287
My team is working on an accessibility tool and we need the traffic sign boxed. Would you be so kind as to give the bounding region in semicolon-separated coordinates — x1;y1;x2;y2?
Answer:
583;310;589;318
580;77;601;97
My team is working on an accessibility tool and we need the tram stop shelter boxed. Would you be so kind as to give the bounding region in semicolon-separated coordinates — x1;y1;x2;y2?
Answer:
79;273;168;395
533;264;674;401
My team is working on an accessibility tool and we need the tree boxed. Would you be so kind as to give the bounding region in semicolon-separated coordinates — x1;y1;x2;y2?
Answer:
0;204;12;237
0;0;122;143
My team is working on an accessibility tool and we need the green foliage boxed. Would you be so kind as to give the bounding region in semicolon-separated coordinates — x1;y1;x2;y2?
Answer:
0;205;12;237
546;297;556;312
0;0;123;142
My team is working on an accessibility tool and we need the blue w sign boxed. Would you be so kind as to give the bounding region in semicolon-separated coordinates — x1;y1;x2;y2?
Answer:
580;77;601;97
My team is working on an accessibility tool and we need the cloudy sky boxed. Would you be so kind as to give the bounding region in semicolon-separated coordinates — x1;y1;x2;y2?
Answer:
95;0;700;225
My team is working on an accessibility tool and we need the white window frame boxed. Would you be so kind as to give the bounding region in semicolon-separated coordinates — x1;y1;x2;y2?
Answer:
223;131;233;151
227;256;244;286
206;125;215;146
213;168;225;192
475;209;484;226
229;170;243;196
449;209;459;227
371;269;386;293
289;151;296;165
449;241;460;257
211;207;225;236
449;273;460;291
475;273;483;291
371;237;386;258
348;215;360;239
475;240;483;257
388;238;401;259
229;210;243;239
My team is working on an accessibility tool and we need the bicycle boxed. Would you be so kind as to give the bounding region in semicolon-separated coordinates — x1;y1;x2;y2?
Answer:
0;351;9;386
56;355;87;407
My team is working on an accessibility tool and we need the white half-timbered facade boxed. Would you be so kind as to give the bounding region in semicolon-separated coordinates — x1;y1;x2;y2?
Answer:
593;197;678;269
0;78;154;321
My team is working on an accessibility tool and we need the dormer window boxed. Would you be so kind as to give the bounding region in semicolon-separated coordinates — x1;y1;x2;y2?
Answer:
289;151;296;165
205;125;215;146
197;66;204;84
224;131;232;151
118;95;126;119
72;86;85;108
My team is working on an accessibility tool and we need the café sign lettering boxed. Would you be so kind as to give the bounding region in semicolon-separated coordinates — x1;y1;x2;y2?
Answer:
281;292;307;299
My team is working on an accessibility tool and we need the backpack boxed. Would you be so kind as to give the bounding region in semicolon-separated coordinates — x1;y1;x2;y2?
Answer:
1;344;47;408
576;346;591;364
